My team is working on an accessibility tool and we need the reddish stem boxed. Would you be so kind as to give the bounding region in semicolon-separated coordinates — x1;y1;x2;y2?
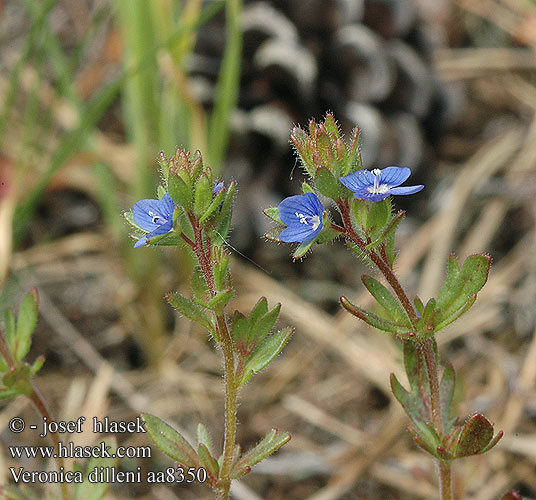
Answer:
189;214;236;498
337;200;419;327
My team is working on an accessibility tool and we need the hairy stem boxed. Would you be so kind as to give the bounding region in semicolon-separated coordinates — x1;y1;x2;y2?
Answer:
438;460;454;500
190;215;236;499
421;339;443;434
338;199;453;499
30;386;69;500
0;333;68;500
216;314;237;498
338;200;419;327
421;339;454;500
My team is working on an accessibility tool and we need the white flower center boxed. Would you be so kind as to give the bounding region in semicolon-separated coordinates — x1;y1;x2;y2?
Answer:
295;212;321;230
148;210;166;224
368;169;390;195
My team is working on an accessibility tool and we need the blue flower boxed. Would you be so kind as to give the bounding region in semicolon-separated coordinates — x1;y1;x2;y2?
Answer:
132;193;175;248
339;167;424;202
278;192;324;243
212;181;225;194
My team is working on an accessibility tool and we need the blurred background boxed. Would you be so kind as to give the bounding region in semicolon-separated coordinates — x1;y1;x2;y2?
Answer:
1;0;536;498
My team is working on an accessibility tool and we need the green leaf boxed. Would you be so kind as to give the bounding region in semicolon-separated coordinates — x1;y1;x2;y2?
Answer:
191;267;209;301
197;423;215;456
352;198;368;229
315;166;343;199
292;238;316;259
168;173;193;210
142;413;199;467
0;388;22;400
454;413;498;458
231;312;248;345
323;113;340;139
407;427;440;457
213;181;236;244
423;298;437;320
230;429;291;478
346;127;361;174
248;303;281;347
2;364;32;397
436;254;491;328
199;188;226;225
414;296;425;317
15;289;38;361
213;254;229;290
339;296;414;337
194;173;212;218
248;297;269;327
439;363;456;432
157;185;167;199
264;228;283;243
30;355;45;376
166;292;212;330
4;310;16;350
301;182;314;194
361;275;411;326
433;294;477;333
316;225;340;244
365;210;404;252
206;289;234;314
145;230;183;247
238;327;293;387
403;341;429;399
263;207;282;224
176;206;194;242
366;197;391;232
74;439;117;500
197;443;219;481
390;373;440;452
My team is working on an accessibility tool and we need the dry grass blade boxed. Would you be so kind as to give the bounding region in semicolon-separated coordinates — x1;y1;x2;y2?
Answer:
283;395;369;448
304;408;407;500
233;261;401;393
419;128;522;299
435;48;536;80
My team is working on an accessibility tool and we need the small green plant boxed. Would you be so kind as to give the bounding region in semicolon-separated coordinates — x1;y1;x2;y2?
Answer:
125;149;292;499
0;289;115;500
265;114;506;500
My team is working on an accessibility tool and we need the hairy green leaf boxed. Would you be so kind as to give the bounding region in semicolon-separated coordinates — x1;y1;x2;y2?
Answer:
239;327;293;387
142;413;199;467
230;429;291;478
361;275;411;326
166;292;211;330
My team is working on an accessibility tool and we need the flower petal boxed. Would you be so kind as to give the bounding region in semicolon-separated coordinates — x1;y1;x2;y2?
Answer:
379;167;411;187
133;219;174;248
389;185;424;196
147;219;174;238
280;223;321;243
303;192;324;216
212;181;225;194
159;193;175;216
132;196;174;231
278;192;324;243
133;235;149;248
278;193;321;224
339;170;375;192
352;190;390;202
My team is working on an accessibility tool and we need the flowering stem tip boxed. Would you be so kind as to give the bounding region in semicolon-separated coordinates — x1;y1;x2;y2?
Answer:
132;194;175;248
339;166;423;202
278;192;324;243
